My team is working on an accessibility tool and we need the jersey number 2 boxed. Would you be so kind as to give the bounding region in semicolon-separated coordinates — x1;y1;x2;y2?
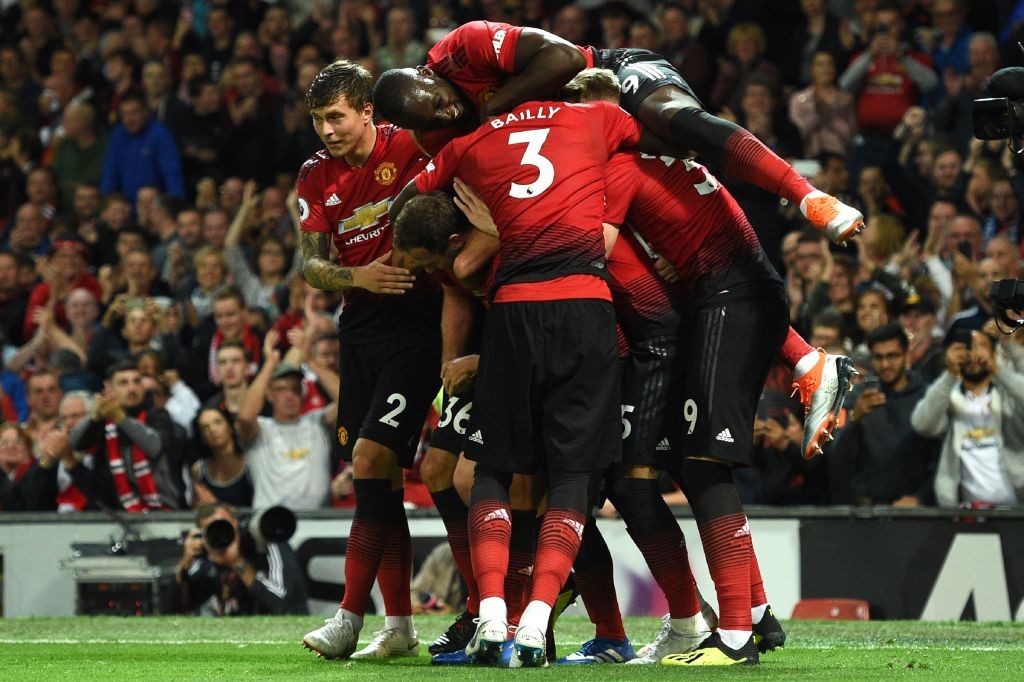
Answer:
508;128;554;198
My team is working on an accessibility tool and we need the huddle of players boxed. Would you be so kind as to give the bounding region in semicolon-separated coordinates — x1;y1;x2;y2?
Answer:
297;21;861;668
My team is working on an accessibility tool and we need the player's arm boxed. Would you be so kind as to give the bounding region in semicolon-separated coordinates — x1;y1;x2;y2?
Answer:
390;179;421;224
452;230;499;287
603;222;620;258
301;230;414;294
441;283;477;364
480;28;586;119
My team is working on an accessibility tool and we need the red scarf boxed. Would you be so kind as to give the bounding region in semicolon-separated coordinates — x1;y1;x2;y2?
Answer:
105;411;166;512
210;326;262;382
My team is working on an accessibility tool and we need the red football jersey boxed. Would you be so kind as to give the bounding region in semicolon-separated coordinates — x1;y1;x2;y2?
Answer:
414;100;642;302
607;227;683;343
296;125;440;341
425;21;594;116
603;153;780;303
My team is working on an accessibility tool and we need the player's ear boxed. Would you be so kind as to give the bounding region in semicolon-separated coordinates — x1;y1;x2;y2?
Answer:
448;233;465;251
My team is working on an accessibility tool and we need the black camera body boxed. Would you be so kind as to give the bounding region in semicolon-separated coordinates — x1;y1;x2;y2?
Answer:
974;67;1024;150
990;279;1024;332
203;505;297;556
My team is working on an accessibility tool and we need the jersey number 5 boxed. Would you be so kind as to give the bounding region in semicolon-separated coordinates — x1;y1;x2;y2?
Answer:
508;128;554;198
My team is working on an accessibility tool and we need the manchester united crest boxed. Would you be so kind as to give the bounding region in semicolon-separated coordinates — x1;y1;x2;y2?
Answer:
374;161;397;186
337;426;349;446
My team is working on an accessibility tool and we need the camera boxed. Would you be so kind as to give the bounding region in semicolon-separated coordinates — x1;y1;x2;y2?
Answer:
872;23;892;37
989;279;1024;333
973;66;1024;151
203;505;297;555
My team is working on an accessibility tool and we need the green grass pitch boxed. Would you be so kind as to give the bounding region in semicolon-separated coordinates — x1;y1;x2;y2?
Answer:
1;615;1021;680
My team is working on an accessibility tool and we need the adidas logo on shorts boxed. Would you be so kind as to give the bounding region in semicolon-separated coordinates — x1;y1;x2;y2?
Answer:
656;438;671;451
468;430;484;445
715;428;735;443
325;192;341;206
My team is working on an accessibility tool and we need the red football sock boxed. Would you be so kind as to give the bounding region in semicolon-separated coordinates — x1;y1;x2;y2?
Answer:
377;489;412;617
778;326;815;370
469;499;512;601
575;519;626;640
340;478;392;616
632;527;701;619
505;510;537;626
697;512;753;631
530;508;585;608
431;487;479;614
721;129;814;205
750;549;767;608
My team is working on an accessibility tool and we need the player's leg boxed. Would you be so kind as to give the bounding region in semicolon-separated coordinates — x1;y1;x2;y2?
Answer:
559;513;632;664
660;285;788;667
779;327;857;459
602;49;862;243
610;467;712;665
514;299;621;668
347;335;440;659
466;462;514;664
303;341;377;659
421;391;479;656
461;302;539;665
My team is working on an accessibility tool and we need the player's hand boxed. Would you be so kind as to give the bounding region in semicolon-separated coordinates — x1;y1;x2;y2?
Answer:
353;251;415;294
891;495;920;508
653;256;680;283
441;354;479;395
851;388;885;421
453;178;498;237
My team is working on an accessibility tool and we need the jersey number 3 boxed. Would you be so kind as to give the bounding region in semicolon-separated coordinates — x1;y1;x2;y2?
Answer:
508;128;554;198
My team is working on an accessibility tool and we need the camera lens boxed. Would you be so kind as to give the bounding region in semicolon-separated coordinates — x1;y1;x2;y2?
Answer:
203;519;236;551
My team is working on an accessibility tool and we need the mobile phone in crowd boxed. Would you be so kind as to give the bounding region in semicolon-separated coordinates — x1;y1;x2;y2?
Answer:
862;375;881;392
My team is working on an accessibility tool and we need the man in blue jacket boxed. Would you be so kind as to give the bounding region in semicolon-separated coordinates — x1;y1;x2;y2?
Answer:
101;90;185;204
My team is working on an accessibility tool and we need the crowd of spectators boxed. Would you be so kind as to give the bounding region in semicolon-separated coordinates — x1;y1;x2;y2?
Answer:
1;0;1024;514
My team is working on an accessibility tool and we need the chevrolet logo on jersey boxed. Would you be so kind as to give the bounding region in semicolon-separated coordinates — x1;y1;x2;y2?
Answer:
338;199;390;233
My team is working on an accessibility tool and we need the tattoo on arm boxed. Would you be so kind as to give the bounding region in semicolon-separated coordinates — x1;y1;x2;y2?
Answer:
300;231;355;291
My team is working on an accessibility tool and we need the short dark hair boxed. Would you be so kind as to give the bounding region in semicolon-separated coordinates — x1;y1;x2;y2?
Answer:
105;358;141;382
816;151;847;168
216;339;250;361
866;322;909;351
118;89;147;110
393;191;470;253
796;228;825;246
812;309;844;331
372;68;418;124
306;60;372;111
212;285;246;309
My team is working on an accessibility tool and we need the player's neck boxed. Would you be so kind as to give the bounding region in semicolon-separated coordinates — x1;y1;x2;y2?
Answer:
344;123;377;167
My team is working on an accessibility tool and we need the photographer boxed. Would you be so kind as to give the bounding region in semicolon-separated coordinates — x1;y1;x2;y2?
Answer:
911;330;1024;507
177;502;308;615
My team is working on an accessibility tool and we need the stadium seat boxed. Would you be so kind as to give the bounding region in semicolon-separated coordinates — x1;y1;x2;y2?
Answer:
791;598;870;620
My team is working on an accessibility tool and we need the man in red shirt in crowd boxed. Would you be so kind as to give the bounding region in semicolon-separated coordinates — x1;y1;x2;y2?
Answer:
297;61;443;661
837;2;937;138
374;19;864;247
390;95;659;667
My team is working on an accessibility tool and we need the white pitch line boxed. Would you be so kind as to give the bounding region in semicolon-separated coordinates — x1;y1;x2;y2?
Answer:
0;638;1014;652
